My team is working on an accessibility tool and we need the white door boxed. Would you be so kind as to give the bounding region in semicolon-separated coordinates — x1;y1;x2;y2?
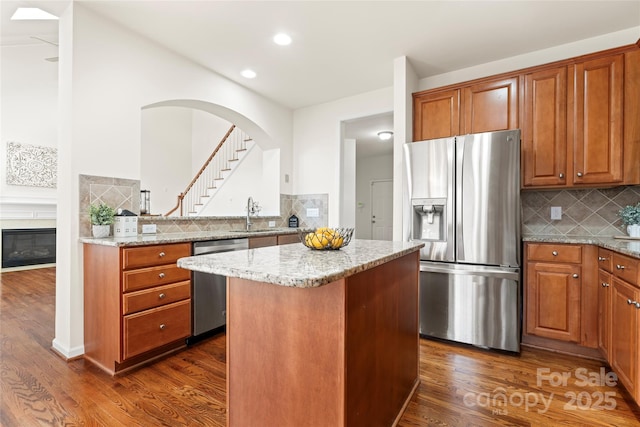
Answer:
371;179;393;240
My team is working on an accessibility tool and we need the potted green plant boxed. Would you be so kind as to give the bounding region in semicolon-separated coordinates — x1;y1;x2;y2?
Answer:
89;203;116;238
619;202;640;238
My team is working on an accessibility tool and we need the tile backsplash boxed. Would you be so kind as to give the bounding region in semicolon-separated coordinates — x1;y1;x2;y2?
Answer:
522;185;640;237
79;174;328;236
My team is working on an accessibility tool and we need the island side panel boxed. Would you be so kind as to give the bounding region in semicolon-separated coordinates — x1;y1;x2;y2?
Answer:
345;251;420;427
83;244;121;374
227;277;346;427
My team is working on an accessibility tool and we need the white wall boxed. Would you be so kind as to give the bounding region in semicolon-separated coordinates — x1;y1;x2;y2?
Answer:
355;153;393;239
0;43;58;203
54;3;293;358
198;145;280;217
292;87;394;226
417;27;640;91
141;107;193;215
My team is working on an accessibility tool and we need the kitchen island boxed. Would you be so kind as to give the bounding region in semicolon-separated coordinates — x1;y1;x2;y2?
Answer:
178;239;424;427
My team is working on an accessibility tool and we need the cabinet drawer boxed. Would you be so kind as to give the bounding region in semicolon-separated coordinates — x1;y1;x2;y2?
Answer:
123;300;191;360
122;264;191;292
122;243;191;270
598;248;613;273
123;280;191;315
527;243;582;263
612;253;640;285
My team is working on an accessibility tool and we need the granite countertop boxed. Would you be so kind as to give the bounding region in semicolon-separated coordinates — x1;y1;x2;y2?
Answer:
523;235;640;258
79;228;298;247
177;239;425;288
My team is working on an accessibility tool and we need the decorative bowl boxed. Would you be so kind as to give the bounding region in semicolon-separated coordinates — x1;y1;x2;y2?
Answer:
299;227;354;250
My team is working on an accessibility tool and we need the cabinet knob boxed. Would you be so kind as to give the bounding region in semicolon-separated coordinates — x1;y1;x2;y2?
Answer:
159;324;166;330
636;302;640;309
601;282;609;287
158;272;165;279
627;299;637;305
598;256;607;261
572;274;579;279
159;252;166;257
552;251;558;256
616;264;625;270
559;173;564;179
158;293;166;299
577;172;583;177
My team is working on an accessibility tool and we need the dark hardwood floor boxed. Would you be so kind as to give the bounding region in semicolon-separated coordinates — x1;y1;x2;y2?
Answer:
1;267;640;426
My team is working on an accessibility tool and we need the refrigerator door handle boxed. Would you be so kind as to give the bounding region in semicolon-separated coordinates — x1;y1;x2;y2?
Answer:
420;262;520;280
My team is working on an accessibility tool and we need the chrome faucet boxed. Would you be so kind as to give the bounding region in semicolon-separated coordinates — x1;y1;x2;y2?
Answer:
246;196;253;231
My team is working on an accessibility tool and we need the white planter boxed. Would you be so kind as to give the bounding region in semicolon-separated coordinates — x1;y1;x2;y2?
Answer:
628;224;640;238
92;224;110;238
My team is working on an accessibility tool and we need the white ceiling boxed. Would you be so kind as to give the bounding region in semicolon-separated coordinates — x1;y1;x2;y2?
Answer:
2;1;640;158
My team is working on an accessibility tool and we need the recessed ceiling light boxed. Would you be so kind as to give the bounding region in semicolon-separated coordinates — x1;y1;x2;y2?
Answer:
241;69;257;79
273;33;292;46
11;7;58;20
377;131;393;141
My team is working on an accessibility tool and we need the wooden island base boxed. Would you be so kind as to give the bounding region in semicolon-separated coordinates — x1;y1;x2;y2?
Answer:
226;251;420;427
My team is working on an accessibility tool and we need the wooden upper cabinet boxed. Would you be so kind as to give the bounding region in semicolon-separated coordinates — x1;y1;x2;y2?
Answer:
413;89;460;141
462;76;519;134
571;54;624;185
522;66;567;187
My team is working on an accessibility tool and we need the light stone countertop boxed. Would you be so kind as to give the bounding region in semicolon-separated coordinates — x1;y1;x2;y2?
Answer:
177;239;425;288
523;235;640;258
79;228;298;247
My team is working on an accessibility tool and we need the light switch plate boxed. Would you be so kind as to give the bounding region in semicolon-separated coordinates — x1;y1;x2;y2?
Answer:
550;206;562;220
142;224;157;234
306;208;320;218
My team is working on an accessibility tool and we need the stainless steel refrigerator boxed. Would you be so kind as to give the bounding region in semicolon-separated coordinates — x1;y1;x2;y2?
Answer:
404;129;521;352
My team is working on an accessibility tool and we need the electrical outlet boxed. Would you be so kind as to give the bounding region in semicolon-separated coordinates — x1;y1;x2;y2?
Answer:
142;224;157;234
268;220;276;227
550;206;562;221
306;208;320;218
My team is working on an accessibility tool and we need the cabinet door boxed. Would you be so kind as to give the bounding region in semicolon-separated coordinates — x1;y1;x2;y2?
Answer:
572;54;623;184
526;262;581;342
522;66;567;187
597;270;611;359
462;76;518;134
610;277;639;398
413;89;460;141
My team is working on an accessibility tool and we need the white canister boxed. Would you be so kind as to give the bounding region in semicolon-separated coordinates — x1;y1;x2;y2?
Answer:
628;224;640;238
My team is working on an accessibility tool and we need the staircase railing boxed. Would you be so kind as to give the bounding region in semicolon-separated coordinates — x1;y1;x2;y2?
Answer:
165;125;252;216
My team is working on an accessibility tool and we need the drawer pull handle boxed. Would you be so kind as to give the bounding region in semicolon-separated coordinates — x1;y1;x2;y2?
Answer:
601;282;609;287
552;251;558;256
159;324;166;330
159;252;166;257
616;264;625;270
159;272;165;279
572;274;579;279
598;256;607;262
159;293;166;299
627;299;637;305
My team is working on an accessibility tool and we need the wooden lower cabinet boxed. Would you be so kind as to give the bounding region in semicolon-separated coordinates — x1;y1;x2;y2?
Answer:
526;261;581;342
523;243;598;351
83;242;192;375
609;277;639;400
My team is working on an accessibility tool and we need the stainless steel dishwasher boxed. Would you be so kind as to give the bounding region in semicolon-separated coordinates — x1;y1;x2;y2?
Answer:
188;238;249;345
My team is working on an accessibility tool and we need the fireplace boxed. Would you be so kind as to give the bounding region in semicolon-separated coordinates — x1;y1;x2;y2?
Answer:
2;228;56;268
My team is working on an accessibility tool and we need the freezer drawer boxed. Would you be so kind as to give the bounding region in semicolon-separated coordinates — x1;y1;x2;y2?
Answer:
420;262;521;352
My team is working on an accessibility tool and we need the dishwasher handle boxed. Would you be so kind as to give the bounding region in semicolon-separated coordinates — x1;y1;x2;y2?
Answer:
193;238;249;255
